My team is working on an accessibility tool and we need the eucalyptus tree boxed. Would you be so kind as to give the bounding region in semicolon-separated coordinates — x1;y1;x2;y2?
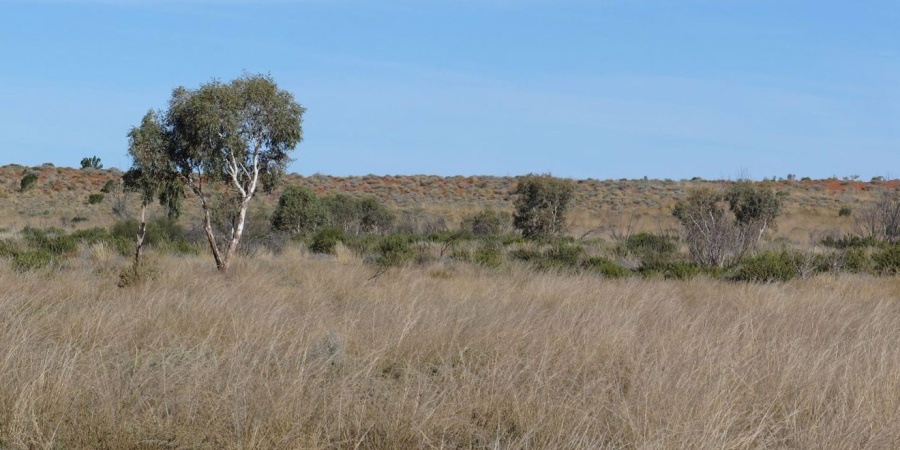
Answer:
127;74;305;271
124;110;181;265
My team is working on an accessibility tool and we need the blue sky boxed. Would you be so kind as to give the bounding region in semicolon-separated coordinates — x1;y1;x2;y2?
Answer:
0;0;897;180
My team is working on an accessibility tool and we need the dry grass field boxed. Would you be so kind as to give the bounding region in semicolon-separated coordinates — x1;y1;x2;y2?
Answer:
1;248;900;449
2;165;900;448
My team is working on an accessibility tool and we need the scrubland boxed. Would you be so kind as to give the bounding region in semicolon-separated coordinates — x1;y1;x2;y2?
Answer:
1;248;899;449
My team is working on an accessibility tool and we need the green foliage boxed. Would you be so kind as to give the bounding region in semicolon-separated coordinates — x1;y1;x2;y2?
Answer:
582;257;630;278
460;209;508;237
87;193;105;204
672;188;724;225
872;245;900;274
838;206;853;217
309;228;345;255
473;242;503;268
100;179;118;194
639;259;709;280
375;234;417;268
322;193;361;233
735;251;826;283
820;234;881;249
624;232;678;260
19;173;38;192
80;156;103;169
21;227;77;256
358;197;396;234
117;262;158;288
12;250;52;272
271;186;328;235
510;241;584;271
512;174;575;239
110;217;191;252
841;248;871;273
725;181;783;226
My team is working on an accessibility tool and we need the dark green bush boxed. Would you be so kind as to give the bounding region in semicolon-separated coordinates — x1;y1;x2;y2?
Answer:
70;227;112;245
21;227;77;256
12;250;52;272
87;193;105;204
271;186;329;235
375;234;418;268
821;234;881;249
117;262;157;288
19;173;38;192
735;251;826;283
841;248;871;273
512;174;575;239
460;209;508;237
309;228;345;255
625;232;678;259
838;206;852;217
510;241;584;271
582;257;630;278
100;179;118;194
639;259;705;280
473;243;503;268
872;245;900;274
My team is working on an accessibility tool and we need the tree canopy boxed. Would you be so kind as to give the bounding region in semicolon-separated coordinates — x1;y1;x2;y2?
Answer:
125;73;305;271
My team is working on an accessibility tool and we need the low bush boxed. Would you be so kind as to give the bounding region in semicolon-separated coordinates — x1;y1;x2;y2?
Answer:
309;228;345;255
872;245;900;275
87;193;105;204
19;173;37;192
460;209;509;237
639;259;705;280
735;251;827;283
838;206;852;217
625;232;678;258
375;234;418;268
21;227;77;256
12;250;52;272
582;257;630;278
473;242;503;268
821;234;881;249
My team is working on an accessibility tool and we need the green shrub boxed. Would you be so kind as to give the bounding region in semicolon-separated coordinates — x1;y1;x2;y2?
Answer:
473;242;503;268
19;173;38;192
70;227;112;245
375;234;417;268
117;262;157;288
100;179;118;194
80;156;103;170
460;209;508;237
0;239;19;258
322;193;361;233
582;257;630;278
820;234;880;249
639;259;704;280
12;250;52;272
512;174;575;239
872;245;900;274
625;232;678;259
271;186;328;235
21;227;77;255
510;241;584;271
838;206;852;217
358;197;396;234
309;228;345;255
87;193;105;204
841;248;871;273
735;251;826;282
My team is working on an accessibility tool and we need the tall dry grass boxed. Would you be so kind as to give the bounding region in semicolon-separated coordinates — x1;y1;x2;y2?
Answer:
1;252;900;449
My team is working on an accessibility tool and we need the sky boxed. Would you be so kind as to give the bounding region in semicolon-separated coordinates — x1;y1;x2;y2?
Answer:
0;0;897;180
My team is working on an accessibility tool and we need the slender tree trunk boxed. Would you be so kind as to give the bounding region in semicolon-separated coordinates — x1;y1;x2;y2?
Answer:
222;199;250;270
202;204;226;271
134;201;147;266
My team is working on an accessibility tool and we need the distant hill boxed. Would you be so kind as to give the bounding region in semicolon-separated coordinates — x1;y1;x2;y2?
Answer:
1;164;895;237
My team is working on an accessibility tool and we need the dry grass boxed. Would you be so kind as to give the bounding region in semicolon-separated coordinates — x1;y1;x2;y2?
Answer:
1;251;900;449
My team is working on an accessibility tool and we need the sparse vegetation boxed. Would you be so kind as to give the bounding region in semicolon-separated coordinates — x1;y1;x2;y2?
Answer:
2;166;900;447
